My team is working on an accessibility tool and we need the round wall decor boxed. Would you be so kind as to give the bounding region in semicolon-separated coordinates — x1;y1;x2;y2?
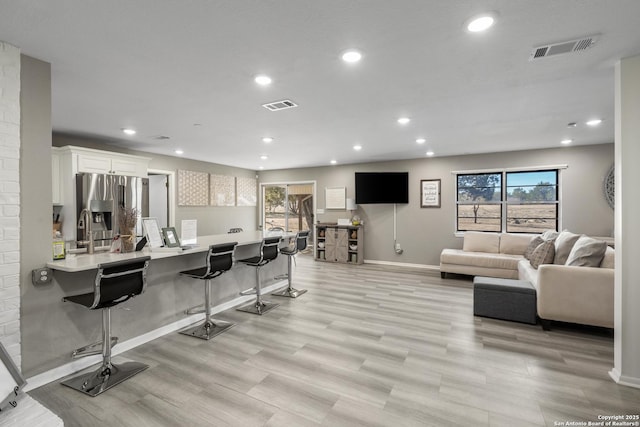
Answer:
604;164;614;209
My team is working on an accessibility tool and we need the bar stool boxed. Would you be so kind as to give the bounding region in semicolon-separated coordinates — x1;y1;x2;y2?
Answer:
178;242;238;340
237;236;281;315
61;256;151;396
272;230;309;298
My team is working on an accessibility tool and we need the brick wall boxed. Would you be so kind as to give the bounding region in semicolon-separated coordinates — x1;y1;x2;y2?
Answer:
0;41;21;367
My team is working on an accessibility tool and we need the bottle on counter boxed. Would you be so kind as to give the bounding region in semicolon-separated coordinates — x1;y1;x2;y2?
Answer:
53;231;65;260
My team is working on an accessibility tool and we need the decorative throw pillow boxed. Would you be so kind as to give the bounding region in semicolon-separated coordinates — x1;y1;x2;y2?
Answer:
553;230;581;265
524;236;544;260
530;240;555;269
541;230;559;241
566;236;608;267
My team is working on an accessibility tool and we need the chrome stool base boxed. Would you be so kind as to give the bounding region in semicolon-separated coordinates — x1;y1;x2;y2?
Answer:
179;319;234;340
236;300;279;315
271;287;307;298
61;361;148;397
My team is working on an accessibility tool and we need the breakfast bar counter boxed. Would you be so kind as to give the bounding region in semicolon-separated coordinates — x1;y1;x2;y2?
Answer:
25;231;291;379
46;231;294;272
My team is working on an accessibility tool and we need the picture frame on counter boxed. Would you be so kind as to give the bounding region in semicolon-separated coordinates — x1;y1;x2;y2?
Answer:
420;179;441;208
141;217;164;248
161;227;181;247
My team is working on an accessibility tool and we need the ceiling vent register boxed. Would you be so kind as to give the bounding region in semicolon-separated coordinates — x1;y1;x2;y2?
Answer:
262;99;298;111
529;35;599;60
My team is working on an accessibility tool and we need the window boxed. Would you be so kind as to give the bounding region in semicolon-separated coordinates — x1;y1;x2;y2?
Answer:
506;170;558;233
456;169;559;233
457;173;502;232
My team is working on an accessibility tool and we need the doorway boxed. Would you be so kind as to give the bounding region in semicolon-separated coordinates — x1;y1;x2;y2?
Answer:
262;182;315;239
148;169;175;228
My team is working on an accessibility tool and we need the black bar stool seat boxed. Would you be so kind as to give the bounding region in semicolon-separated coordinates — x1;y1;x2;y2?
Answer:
179;242;238;340
61;256;151;397
237;236;281;315
272;230;310;298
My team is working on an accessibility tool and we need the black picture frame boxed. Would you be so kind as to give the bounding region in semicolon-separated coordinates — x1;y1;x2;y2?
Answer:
420;179;441;208
161;227;181;247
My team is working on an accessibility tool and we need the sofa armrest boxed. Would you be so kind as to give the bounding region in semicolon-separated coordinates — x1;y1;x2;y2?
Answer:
536;264;614;327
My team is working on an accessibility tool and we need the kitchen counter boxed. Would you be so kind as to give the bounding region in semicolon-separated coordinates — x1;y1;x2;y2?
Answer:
47;230;294;272
28;230;292;381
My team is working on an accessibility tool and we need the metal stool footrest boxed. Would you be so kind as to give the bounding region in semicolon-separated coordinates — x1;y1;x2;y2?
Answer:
239;287;257;296
71;337;118;359
185;304;205;315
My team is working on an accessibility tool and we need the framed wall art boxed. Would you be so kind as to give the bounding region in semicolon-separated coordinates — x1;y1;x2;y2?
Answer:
420;179;441;208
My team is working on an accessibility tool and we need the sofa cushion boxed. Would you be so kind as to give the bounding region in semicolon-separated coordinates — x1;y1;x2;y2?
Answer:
524;236;544;260
530;240;555;269
566;236;607;267
500;233;533;255
440;249;523;271
463;232;500;254
600;246;615;269
553;230;581;265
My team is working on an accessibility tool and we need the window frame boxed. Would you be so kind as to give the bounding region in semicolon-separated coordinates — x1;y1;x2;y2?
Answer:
454;166;562;234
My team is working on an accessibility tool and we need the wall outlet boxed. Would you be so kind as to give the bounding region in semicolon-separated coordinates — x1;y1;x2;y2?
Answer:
32;267;53;285
395;243;402;250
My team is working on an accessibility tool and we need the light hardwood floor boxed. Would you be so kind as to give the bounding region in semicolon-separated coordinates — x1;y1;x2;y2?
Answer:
30;255;640;426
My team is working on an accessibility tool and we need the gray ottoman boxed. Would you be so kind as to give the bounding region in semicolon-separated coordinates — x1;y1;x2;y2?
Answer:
473;276;537;324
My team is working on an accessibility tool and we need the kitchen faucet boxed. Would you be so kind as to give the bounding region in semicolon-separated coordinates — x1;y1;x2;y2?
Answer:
78;208;95;254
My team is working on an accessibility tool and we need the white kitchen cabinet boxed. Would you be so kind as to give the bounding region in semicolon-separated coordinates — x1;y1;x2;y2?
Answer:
59;145;150;177
76;151;148;176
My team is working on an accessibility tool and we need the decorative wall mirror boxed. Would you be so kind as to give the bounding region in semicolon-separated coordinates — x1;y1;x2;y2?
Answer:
604;164;614;210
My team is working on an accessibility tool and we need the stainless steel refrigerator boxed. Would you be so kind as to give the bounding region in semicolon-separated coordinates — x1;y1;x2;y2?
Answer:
75;173;149;249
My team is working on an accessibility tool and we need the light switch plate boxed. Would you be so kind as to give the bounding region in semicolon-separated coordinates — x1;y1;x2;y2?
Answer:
32;267;53;285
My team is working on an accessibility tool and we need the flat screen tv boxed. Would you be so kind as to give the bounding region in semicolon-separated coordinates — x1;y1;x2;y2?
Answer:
355;172;409;204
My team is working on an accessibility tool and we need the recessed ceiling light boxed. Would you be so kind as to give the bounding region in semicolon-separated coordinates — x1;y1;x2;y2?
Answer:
174;149;184;155
342;50;362;63
259;166;264;170
567;122;577;128
330;159;337;165
561;139;573;145
122;128;136;135
586;119;602;126
466;14;495;32
262;137;274;143
254;75;272;86
426;150;435;157
397;117;411;125
353;145;362;151
260;155;268;160
416;138;426;144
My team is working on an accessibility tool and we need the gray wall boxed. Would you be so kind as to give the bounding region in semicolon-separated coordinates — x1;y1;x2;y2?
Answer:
259;143;614;266
53;134;258;235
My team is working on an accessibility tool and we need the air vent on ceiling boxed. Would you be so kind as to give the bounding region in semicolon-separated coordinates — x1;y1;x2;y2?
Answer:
152;135;171;140
262;99;298;111
529;35;599;61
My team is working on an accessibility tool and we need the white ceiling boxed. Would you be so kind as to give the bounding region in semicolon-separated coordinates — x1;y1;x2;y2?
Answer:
2;1;640;170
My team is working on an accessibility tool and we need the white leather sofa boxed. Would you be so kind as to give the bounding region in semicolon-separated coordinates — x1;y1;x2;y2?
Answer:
440;232;614;329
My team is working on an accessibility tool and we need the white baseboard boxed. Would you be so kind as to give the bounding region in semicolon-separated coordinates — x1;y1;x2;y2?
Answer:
363;259;440;271
609;368;640;389
24;280;287;392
